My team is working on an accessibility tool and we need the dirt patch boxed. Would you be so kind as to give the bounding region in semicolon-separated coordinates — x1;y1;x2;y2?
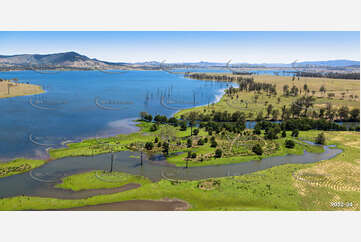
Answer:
62;198;191;211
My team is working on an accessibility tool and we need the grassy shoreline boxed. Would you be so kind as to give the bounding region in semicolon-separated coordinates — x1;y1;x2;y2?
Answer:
0;131;358;211
0;80;44;99
0;158;45;178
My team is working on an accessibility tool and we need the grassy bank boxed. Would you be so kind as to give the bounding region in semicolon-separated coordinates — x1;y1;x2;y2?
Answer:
0;131;358;211
0;158;45;178
0;80;44;99
55;171;152;191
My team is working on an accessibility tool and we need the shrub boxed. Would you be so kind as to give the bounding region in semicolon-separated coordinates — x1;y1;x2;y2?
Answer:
191;152;197;158
193;129;199;136
291;129;299;137
281;130;286;137
150;124;158;132
204;137;208;143
187;139;192;148
162;142;169;155
197;139;204;145
252;144;263;155
180;122;187;131
215;149;222;158
285;139;295;148
157;142;162;147
253;127;261;135
187;151;192;158
315;132;326;145
154;137;159;143
145;142;154;150
211;140;218;148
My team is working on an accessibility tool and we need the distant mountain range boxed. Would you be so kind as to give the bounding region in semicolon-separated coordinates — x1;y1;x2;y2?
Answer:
0;51;359;70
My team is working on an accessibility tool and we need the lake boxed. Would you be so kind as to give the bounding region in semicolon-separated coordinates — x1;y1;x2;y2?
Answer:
0;70;233;161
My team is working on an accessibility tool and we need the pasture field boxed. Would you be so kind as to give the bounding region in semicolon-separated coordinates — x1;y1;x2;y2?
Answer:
175;74;360;119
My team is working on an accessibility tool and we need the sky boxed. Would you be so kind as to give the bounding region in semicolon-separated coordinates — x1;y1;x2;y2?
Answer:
0;31;359;63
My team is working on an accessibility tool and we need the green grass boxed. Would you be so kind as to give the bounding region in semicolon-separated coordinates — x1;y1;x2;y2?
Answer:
175;73;360;119
0;158;45;178
0;131;357;211
165;131;324;167
0;163;307;211
55;170;152;191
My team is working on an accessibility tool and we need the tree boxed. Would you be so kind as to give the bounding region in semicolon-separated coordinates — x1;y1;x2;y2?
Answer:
252;144;263;155
180;121;187;131
253;126;261;135
267;104;273;118
210;140;218;148
285;139;295;148
154;137;159;143
140;112;148;121
350;108;360;121
191;152;197;158
271;109;279;121
256;111;264;121
187;138;192;148
282;130;287;137
214;149;222;158
303;84;308;93
150;123;158;132
264;127;281;140
187;151;192;158
187;112;197;136
145;142;154;150
291;129;299;137
162;142;169;156
168;117;178;126
315;132;326;145
320;85;326;96
197;138;204;145
159;125;177;143
338;106;349;121
193;128;199;136
283;84;289;96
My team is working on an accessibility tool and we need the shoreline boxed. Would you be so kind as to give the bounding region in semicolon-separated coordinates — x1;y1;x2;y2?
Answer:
0;80;45;99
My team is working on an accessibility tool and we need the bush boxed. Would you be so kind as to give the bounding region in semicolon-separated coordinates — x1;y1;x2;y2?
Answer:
315;132;326;145
187;151;192;158
187;139;192;148
204;137;208;143
284;139;295;148
197;139;204;145
193;129;199;136
191;152;197;158
162;142;169;155
291;129;299;137
214;149;222;158
253;128;261;135
157;142;162;147
211;140;218;148
145;142;154;150
252;144;263;155
281;130;286;137
154;137;159;143
150;124;158;132
180;122;187;131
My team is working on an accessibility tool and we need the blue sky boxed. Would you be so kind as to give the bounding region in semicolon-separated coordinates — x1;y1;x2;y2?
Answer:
0;31;359;63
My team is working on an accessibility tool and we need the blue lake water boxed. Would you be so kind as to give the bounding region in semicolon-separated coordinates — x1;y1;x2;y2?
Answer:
0;70;234;161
